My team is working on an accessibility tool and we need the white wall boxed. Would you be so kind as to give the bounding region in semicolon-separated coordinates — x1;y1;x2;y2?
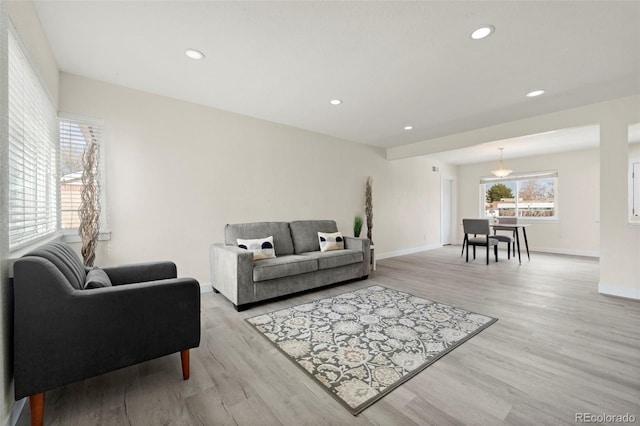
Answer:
600;110;640;300
457;148;600;256
59;73;451;283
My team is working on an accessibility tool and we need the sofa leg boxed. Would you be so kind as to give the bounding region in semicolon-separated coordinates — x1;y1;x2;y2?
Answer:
361;275;369;280
235;304;249;312
180;350;190;380
30;393;44;426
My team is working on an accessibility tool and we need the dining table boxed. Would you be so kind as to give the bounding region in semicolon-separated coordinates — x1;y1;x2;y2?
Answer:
491;223;531;264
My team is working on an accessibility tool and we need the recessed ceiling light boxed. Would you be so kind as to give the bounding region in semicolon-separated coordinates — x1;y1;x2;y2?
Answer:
185;49;205;60
526;89;546;97
470;25;494;40
404;125;414;130
330;99;342;105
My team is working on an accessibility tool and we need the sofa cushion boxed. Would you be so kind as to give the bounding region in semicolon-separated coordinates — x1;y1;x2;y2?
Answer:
290;220;339;254
225;222;294;256
237;236;276;260
26;242;87;290
253;255;318;282
299;249;363;270
84;268;113;289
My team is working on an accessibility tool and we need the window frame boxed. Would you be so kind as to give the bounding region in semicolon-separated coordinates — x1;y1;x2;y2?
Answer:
479;170;559;221
58;113;108;236
630;155;640;224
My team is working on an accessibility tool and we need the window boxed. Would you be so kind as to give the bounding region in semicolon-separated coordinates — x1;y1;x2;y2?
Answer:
629;123;639;223
59;117;103;230
630;155;640;222
7;30;58;249
480;171;558;219
632;159;639;219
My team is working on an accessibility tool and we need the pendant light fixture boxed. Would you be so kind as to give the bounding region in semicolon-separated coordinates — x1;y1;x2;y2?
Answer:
491;148;512;178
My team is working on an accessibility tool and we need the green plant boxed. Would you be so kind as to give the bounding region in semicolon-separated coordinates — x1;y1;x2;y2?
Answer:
354;215;364;237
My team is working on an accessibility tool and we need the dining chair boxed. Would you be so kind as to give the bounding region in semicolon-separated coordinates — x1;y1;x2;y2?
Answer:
462;219;498;264
493;217;517;259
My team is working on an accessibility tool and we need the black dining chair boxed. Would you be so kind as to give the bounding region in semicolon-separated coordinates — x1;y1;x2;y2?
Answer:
461;219;498;264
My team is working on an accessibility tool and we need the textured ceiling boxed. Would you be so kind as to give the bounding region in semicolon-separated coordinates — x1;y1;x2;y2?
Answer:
34;1;640;152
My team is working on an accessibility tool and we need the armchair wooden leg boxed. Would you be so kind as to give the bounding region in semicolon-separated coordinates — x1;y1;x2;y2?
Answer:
181;349;190;380
30;393;44;426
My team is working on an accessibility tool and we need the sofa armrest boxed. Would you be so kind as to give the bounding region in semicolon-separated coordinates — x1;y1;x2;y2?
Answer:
210;243;254;306
344;237;371;276
102;261;177;285
344;236;368;251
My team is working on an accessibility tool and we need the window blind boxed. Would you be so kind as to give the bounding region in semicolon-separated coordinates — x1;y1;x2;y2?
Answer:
59;118;103;230
8;30;58;249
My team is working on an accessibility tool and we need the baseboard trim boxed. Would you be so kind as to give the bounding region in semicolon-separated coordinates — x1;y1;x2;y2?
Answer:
598;283;640;300
7;398;25;426
377;244;441;260
531;247;600;258
200;283;213;293
454;244;600;258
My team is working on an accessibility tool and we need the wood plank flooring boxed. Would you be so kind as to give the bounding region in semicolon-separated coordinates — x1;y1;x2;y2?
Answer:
17;246;640;425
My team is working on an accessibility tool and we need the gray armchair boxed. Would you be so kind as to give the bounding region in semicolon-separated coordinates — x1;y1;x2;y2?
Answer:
13;242;201;426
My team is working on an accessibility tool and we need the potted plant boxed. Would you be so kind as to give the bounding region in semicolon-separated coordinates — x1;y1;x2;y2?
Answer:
354;215;364;237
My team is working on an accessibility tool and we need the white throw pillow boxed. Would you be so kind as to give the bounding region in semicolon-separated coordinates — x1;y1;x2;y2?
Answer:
237;236;276;260
318;231;344;252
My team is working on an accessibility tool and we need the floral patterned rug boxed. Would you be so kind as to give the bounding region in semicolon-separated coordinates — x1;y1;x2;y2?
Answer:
246;285;497;415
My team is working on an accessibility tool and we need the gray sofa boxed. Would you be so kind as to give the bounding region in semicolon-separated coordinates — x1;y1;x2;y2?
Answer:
13;242;201;426
210;220;371;311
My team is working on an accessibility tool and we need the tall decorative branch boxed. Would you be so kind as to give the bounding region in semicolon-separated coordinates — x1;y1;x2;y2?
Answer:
365;176;373;245
78;140;100;267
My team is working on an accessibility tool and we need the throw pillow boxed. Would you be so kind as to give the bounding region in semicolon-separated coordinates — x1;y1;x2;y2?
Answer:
84;267;113;289
237;236;276;260
318;231;344;252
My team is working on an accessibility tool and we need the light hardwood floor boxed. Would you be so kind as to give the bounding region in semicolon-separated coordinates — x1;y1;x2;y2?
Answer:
17;246;640;425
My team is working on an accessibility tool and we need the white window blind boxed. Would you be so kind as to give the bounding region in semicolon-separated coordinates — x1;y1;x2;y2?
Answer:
59;118;103;230
8;30;58;249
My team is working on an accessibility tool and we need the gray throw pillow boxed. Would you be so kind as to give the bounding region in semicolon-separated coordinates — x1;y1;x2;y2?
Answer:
84;267;112;289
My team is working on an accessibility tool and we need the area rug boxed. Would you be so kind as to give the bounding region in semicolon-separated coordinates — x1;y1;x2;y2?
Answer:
246;285;497;415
